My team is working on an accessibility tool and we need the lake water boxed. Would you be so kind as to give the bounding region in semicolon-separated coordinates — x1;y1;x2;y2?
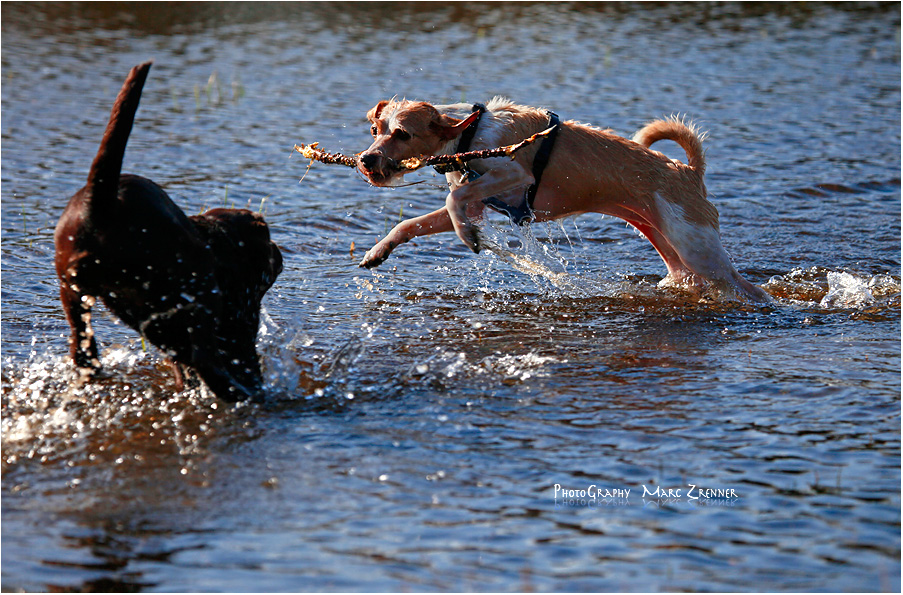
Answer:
1;2;900;592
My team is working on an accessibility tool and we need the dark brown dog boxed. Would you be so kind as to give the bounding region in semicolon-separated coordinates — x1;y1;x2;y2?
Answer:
54;61;282;402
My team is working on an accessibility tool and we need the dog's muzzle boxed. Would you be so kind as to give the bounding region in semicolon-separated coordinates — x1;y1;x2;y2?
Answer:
359;152;381;172
358;151;399;186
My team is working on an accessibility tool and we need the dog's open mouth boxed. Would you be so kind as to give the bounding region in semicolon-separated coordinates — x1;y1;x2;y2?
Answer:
359;164;405;188
359;168;392;187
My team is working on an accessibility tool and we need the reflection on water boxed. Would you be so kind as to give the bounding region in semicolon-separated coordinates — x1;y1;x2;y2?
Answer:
2;2;900;592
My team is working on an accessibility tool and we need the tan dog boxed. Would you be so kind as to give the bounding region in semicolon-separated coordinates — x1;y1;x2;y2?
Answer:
357;97;768;302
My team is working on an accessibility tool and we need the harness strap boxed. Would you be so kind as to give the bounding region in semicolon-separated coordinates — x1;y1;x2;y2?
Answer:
435;104;561;226
524;110;560;213
433;103;485;175
456;103;486;153
483;109;560;225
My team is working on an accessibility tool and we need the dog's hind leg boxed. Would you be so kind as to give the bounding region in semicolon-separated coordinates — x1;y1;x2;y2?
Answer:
60;282;101;373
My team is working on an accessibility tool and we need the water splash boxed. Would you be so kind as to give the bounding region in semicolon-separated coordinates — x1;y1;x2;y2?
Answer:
256;306;393;404
820;271;875;308
475;217;614;298
256;305;336;399
407;347;565;387
1;346;226;471
763;267;900;311
483;352;565;383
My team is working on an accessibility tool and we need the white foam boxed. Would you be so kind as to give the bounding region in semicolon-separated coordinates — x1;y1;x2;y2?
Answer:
820;271;875;308
486;353;564;382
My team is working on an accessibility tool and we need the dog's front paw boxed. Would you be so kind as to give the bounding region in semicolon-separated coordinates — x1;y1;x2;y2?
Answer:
451;220;482;254
446;196;484;254
359;239;396;269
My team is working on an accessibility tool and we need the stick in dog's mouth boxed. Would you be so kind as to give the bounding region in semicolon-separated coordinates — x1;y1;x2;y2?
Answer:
293;126;555;176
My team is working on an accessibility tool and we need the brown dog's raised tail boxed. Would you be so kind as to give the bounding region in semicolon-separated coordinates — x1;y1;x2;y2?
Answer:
55;62;282;402
85;61;153;202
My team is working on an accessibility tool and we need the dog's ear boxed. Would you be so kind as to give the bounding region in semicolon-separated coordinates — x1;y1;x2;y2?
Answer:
429;110;481;141
367;100;389;122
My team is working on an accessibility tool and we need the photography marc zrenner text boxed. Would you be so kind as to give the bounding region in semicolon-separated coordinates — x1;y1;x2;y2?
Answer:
553;483;739;507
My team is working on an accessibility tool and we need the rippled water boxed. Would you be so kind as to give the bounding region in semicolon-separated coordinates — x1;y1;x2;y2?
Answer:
2;3;900;592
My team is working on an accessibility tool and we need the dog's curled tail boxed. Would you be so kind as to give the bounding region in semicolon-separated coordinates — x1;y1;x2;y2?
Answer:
86;61;153;199
632;116;706;174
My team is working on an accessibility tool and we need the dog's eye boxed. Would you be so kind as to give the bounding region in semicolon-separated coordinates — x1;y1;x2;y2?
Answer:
394;129;412;141
370;124;378;137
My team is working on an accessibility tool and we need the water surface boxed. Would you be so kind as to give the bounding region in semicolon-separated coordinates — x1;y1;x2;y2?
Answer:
2;2;900;592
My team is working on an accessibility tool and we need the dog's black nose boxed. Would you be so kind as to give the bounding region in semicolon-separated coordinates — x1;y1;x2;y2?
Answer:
360;153;380;171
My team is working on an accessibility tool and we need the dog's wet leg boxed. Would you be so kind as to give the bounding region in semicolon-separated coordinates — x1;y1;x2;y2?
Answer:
60;283;100;373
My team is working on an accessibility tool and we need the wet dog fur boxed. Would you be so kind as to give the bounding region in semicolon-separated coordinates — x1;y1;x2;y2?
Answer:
54;61;282;402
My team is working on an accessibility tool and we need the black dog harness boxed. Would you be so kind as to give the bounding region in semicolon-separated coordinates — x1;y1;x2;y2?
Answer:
436;103;561;225
433;103;487;176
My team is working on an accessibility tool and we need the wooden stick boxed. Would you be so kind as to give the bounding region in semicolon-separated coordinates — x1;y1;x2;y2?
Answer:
292;143;357;167
293;126;555;174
